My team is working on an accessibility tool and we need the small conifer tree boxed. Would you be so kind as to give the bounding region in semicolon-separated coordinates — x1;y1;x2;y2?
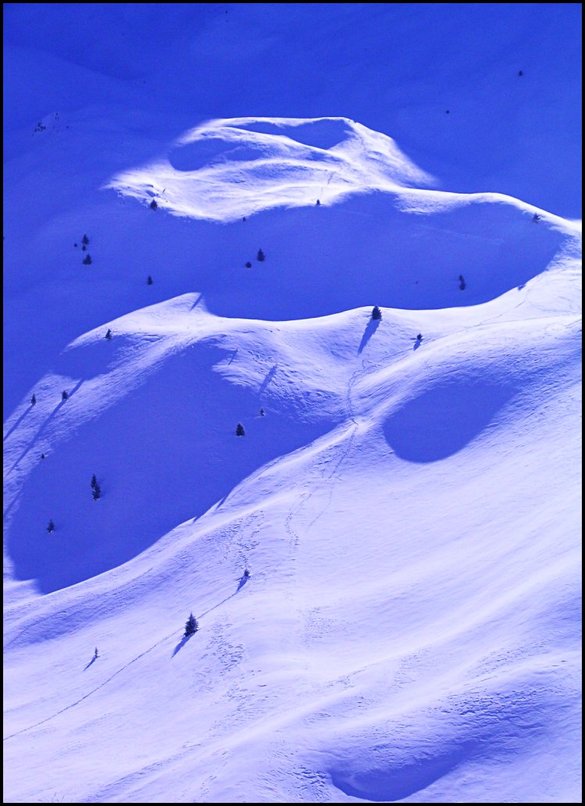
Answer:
458;274;466;290
31;393;36;406
150;199;158;210
245;261;252;268
91;474;101;500
82;234;89;246
105;329;112;339
372;306;382;320
236;423;245;436
82;254;92;265
62;390;69;401
184;613;198;637
256;248;265;262
47;519;55;533
147;275;153;285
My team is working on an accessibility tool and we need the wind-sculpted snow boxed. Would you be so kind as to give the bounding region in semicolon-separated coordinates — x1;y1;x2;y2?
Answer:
4;108;582;806
106;116;436;222
101;116;576;322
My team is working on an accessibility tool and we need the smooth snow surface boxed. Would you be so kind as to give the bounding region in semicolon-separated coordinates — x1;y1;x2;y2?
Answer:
4;4;581;804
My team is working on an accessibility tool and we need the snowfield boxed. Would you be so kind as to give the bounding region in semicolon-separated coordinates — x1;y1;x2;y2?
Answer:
3;4;581;804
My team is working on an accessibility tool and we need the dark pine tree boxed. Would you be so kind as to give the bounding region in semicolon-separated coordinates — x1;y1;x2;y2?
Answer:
31;393;36;406
184;613;198;637
245;261;252;268
371;306;382;320
47;519;55;533
256;248;265;262
82;254;92;265
82;234;89;246
236;423;245;436
147;275;153;285
459;275;466;290
62;390;69;401
150;199;158;210
91;474;101;499
105;329;112;339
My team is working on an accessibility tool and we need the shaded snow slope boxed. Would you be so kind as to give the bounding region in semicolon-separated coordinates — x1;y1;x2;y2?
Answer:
3;112;576;419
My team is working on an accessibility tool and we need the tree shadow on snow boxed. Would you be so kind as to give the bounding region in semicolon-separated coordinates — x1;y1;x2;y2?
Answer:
171;633;195;658
6;380;84;476
358;318;380;354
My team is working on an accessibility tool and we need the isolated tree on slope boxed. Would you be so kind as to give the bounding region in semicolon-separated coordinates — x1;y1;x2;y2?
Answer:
236;423;245;436
91;475;101;500
184;613;198;637
371;306;382;320
256;248;265;262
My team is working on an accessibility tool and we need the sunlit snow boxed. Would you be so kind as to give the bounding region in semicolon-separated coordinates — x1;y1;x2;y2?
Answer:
3;4;581;804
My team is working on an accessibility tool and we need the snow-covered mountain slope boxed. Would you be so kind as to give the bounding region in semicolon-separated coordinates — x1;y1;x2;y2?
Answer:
3;4;581;803
4;113;581;802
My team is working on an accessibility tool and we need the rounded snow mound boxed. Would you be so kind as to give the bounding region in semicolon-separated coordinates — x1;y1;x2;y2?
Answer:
106;116;436;221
